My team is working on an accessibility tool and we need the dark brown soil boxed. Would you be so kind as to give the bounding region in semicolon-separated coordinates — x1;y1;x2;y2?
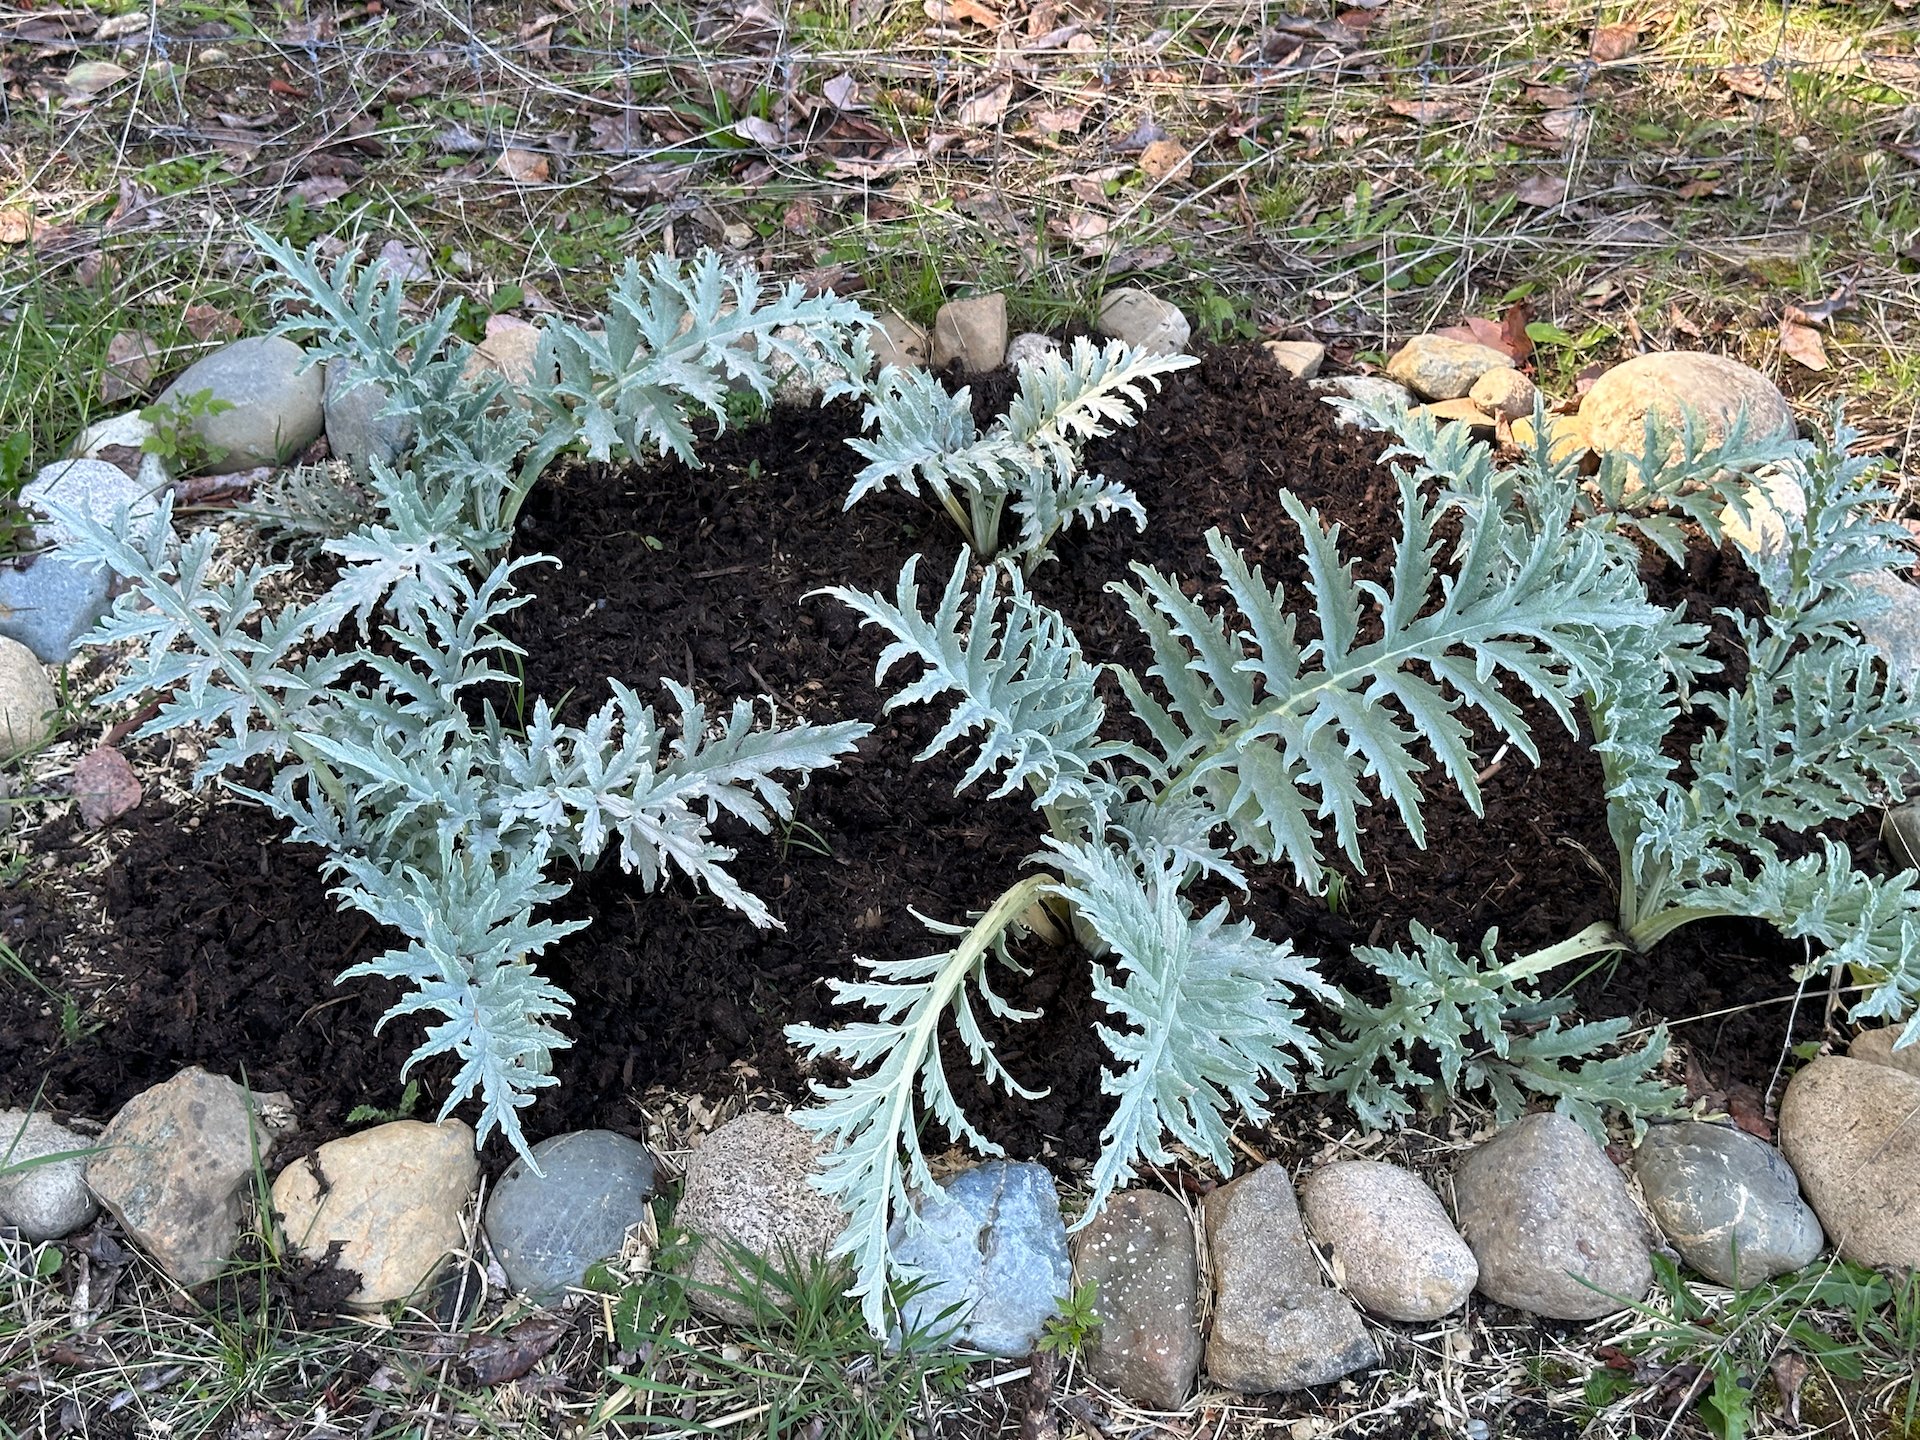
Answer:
0;343;1876;1165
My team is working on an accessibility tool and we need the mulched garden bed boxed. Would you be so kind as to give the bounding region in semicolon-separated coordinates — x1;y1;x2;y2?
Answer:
1;343;1874;1167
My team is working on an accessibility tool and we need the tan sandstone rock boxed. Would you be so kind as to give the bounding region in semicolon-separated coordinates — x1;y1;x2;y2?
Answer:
1778;1055;1920;1269
272;1119;477;1309
929;295;1008;374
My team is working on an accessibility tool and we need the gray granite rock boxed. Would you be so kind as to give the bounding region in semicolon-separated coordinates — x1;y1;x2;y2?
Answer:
929;295;1008;374
69;409;157;461
1634;1122;1823;1287
1855;572;1920;681
485;1129;659;1302
85;1067;294;1287
0;556;113;664
20;458;162;547
1006;332;1063;370
1300;1160;1476;1321
676;1112;845;1326
0;638;56;753
1779;1055;1920;1269
1070;1190;1202;1410
1385;335;1514;401
1202;1164;1378;1393
1097;288;1190;357
324;361;413;475
156;336;324;470
891;1161;1069;1358
0;1110;98;1240
1452;1113;1653;1320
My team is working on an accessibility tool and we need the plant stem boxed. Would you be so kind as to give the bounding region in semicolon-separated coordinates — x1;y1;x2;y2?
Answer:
1623;903;1727;952
1497;920;1631;985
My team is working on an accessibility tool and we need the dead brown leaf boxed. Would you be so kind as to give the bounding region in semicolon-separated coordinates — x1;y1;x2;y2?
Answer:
72;745;142;828
1589;23;1639;63
63;60;128;97
495;148;551;183
1539;107;1589;142
730;116;787;148
1524;84;1583;108
1512;175;1565;207
1722;64;1786;101
1050;212;1110;247
1029;108;1087;136
1779;319;1829;371
291;176;350;206
183;305;241;342
823;72;863;110
0;207;41;246
1771;1353;1810;1425
924;0;999;25
1669;303;1703;338
956;81;1014;126
1675;176;1723;199
1435;316;1512;355
464;1316;565;1387
1138;139;1192;183
1385;97;1470;124
101;331;160;403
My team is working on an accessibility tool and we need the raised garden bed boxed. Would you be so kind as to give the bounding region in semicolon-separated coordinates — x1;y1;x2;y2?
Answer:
4;343;1854;1158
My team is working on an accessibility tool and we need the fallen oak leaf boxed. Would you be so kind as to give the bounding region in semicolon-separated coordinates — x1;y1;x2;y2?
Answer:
1138;138;1191;182
1722;64;1786;101
291;176;350;206
1589;22;1639;62
1435;316;1511;354
822;72;862;110
495;148;552;183
924;0;999;25
1780;319;1829;371
183;304;241;342
63;60;128;97
1512;175;1565;207
101;331;160;403
955;81;1014;126
1028;108;1087;136
1416;397;1497;431
0;207;42;246
72;745;142;828
464;1316;565;1386
1385;97;1470;124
